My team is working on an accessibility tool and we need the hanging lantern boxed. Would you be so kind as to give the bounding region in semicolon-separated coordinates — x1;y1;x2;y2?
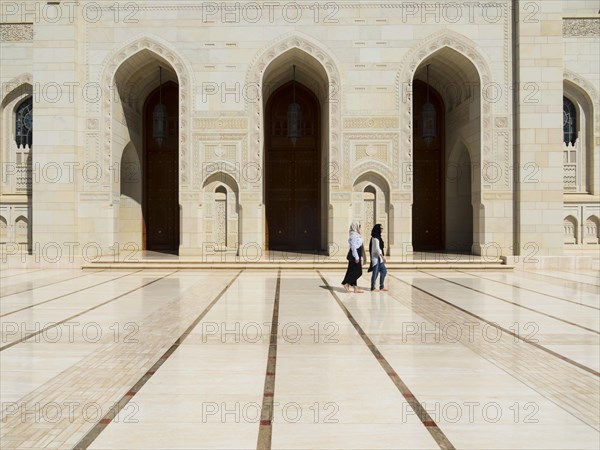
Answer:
153;66;168;147
287;65;302;145
421;64;436;146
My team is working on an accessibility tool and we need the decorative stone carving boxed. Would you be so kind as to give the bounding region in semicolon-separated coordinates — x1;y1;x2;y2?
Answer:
84;133;100;183
192;133;248;191
494;116;508;128
345;133;399;189
194;117;248;130
343;117;399;129
0;24;33;42
563;19;600;37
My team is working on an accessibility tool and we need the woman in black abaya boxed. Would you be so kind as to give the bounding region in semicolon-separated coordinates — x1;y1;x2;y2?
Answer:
341;221;364;293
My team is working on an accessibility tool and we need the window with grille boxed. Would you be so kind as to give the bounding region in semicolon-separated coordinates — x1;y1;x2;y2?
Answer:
563;97;577;146
15;97;33;149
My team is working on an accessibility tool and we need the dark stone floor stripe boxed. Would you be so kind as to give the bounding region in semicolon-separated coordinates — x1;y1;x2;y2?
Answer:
458;269;600;311
0;270;143;317
0;270;106;298
554;268;600;280
521;269;600;288
73;270;243;450
0;269;43;279
256;269;281;450
390;274;600;378
423;270;600;335
0;271;178;352
317;271;455;450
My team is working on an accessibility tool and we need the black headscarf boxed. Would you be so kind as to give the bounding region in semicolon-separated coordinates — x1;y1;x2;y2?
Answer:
369;224;384;255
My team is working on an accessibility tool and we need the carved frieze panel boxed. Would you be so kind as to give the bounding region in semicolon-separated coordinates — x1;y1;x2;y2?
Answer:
0;24;33;42
192;133;248;191
563;19;600;37
344;133;399;189
344;117;399;130
194;117;248;130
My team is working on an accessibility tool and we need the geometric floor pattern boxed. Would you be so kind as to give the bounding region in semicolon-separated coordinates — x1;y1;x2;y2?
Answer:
1;268;599;449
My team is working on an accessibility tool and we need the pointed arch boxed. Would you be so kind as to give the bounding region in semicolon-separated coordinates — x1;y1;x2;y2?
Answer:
247;33;343;252
0;216;7;243
352;171;391;248
1;73;33;156
396;30;493;166
397;30;494;255
584;215;599;244
246;32;342;189
563;71;598;194
1;73;33;108
563;215;578;244
99;35;193;186
202;171;240;252
14;215;29;244
564;70;599;137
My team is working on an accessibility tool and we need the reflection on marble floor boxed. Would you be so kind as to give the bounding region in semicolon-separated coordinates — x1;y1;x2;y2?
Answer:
0;268;598;449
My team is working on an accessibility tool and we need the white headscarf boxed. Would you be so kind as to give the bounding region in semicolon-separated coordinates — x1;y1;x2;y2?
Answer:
349;221;361;235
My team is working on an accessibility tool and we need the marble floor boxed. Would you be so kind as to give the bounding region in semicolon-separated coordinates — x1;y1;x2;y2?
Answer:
0;267;598;449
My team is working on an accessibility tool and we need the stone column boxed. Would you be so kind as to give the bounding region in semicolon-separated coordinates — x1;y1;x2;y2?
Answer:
389;192;412;258
30;5;83;265
514;0;564;257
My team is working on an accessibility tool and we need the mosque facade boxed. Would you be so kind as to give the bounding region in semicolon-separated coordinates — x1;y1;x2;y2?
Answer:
0;1;598;266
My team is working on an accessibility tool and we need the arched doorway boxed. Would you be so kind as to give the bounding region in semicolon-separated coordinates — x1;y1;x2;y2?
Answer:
143;81;179;252
412;80;445;251
265;80;321;251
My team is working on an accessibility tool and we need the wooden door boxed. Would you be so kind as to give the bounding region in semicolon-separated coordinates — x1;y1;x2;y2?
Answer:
144;82;179;252
265;81;321;251
412;80;445;251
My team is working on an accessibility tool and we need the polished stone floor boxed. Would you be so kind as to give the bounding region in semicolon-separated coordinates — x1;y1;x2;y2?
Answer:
0;267;598;449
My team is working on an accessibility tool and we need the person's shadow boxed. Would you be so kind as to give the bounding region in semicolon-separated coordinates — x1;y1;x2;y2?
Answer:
319;285;348;294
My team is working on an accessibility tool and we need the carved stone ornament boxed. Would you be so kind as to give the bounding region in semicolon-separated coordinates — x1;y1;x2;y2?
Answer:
0;24;33;42
563;19;600;37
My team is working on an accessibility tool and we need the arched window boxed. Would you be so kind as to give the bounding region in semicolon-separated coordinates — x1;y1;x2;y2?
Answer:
563;97;577;146
15;97;33;150
0;216;7;244
215;186;227;248
563;216;577;244
562;89;590;193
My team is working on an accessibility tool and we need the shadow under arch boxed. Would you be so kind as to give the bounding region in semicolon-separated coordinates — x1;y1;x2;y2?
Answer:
110;48;181;253
411;45;484;255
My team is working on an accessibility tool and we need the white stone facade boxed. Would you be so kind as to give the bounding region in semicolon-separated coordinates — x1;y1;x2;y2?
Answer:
0;0;598;265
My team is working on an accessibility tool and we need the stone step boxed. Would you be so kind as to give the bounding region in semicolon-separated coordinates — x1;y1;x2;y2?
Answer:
82;260;512;270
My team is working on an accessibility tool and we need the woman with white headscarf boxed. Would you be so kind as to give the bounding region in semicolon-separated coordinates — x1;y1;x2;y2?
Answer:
341;221;365;293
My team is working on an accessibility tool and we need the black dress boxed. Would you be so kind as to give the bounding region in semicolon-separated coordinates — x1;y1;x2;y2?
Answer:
341;244;364;287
